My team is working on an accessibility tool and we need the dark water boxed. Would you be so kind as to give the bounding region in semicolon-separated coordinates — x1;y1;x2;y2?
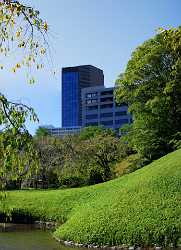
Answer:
0;224;180;250
0;224;75;250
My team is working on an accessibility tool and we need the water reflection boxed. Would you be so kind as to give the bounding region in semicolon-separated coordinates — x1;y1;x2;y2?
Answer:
0;223;39;232
0;224;72;250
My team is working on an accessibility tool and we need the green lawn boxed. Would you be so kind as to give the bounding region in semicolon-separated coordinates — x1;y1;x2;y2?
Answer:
1;149;181;247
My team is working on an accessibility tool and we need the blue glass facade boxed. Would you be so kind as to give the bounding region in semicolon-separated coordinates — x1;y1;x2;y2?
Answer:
62;72;79;127
62;65;104;128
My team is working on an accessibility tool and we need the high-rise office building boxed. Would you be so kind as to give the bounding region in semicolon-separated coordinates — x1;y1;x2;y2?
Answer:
62;65;104;127
82;86;132;135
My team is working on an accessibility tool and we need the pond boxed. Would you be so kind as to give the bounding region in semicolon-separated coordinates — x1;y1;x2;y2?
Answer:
0;224;77;250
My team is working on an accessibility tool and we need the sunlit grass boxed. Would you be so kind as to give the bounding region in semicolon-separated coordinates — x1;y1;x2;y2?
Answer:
1;149;181;246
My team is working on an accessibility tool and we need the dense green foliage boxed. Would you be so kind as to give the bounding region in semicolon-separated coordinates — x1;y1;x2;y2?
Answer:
32;130;121;188
58;127;120;186
35;127;50;137
115;27;181;161
1;149;181;247
79;126;115;140
31;126;130;188
3;126;122;189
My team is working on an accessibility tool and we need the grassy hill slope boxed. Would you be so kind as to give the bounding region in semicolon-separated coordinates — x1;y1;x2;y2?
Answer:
1;149;181;247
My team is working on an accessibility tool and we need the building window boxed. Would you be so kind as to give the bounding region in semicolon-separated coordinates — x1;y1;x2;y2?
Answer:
115;111;127;116
86;114;98;120
100;120;113;126
101;90;113;96
92;99;97;104
100;113;113;118
115;119;129;125
86;92;98;98
86;93;92;98
87;105;98;111
100;97;113;103
86;99;92;104
86;122;98;126
92;93;97;97
101;103;113;109
86;99;97;104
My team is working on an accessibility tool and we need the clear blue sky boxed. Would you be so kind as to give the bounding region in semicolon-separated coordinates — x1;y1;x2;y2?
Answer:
1;0;181;134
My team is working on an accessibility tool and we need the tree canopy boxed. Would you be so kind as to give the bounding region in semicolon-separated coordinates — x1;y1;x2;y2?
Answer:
35;127;50;137
115;27;181;160
79;126;115;140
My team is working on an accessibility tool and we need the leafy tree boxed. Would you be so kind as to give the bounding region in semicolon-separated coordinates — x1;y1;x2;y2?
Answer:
35;127;50;137
79;126;115;140
33;136;61;189
32;131;124;188
55;135;83;187
84;134;119;183
115;27;181;160
0;0;49;79
0;95;39;190
57;134;119;186
0;1;49;192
